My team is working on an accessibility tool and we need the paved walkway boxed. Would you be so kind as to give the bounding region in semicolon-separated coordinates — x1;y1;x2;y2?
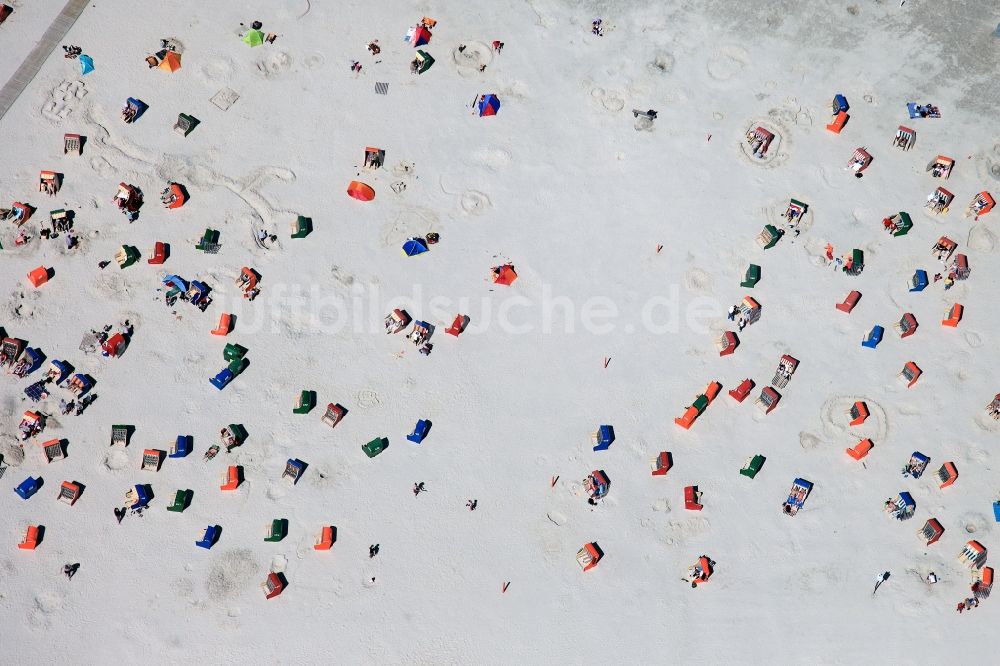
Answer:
0;0;89;122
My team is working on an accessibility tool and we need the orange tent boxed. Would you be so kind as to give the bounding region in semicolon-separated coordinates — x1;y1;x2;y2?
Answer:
314;526;335;550
846;439;873;460
492;264;517;286
347;181;375;202
18;525;40;550
212;313;232;336
27;266;49;288
159;51;181;72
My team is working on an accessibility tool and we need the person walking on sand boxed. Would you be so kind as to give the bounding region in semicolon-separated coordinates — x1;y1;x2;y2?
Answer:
873;571;890;594
957;601;965;613
413;481;426;496
369;544;379;558
467;499;478;511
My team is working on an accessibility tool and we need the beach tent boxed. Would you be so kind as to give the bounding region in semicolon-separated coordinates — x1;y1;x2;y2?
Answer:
861;326;883;349
39;439;65;464
446;314;468;336
169;435;191;458
174;113;198;136
314;526;336;550
848;401;869;426
684;485;703;510
746;126;774;157
688;556;715;587
740;455;765;479
954;254;970;280
293;390;316;414
402;237;428;256
893;125;915;150
412;50;435;74
168;489;192;512
651;451;673;476
903;451;930;478
478;94;501;117
782;478;813;516
846;439;873;460
492;264;517;285
756;224;782;249
959;541;987;569
322;403;347;428
220;466;242;490
79;55;94;75
243;29;264;47
221;424;248;452
263;572;285;599
741;264;761;288
585;470;610;500
918;518;944;545
836;291;861;314
771;355;799;389
347;181;375;201
406;419;430;444
282;459;306;484
942;303;963;327
909;269;928;292
18;526;40;550
161;183;186;208
15;477;42;500
125;484;152;508
728;378;754;402
936;462;959;489
265;519;288;542
576;543;603;571
715;331;739;356
894;313;918;338
754;387;781;415
363;437;388;458
58;481;82;506
592;425;615;451
159;51;181;72
291;215;312;239
412;26;432;47
27;266;49;288
967;192;995;219
196;525;220;549
885;493;916;520
897;361;922;388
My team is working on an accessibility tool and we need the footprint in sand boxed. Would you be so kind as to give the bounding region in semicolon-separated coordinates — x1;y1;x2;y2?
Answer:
588;86;625;113
648;52;674;74
302;52;325;69
104;449;128;471
256;52;293;79
964;331;983;348
707;45;749;82
683;268;712;292
460;190;492;215
41;80;88;120
967;224;996;253
474;146;511;170
357;389;381;408
199;57;238;83
799;432;822;450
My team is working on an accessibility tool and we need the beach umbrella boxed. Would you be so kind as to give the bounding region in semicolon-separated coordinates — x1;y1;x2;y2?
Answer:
243;29;264;47
159;51;181;72
80;55;94;75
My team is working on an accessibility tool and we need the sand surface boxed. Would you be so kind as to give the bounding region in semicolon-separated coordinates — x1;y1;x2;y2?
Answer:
2;0;1000;663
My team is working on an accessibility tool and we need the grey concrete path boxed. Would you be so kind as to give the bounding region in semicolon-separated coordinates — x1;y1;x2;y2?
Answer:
0;0;89;122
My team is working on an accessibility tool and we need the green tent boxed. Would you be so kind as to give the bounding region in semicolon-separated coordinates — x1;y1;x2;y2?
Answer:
363;437;388;458
740;455;765;479
265;518;288;542
243;29;264;47
167;489;192;512
892;212;912;237
741;264;761;288
291;215;312;239
293;390;316;414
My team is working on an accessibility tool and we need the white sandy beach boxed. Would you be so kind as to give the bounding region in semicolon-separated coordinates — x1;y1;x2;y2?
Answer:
2;0;1000;663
